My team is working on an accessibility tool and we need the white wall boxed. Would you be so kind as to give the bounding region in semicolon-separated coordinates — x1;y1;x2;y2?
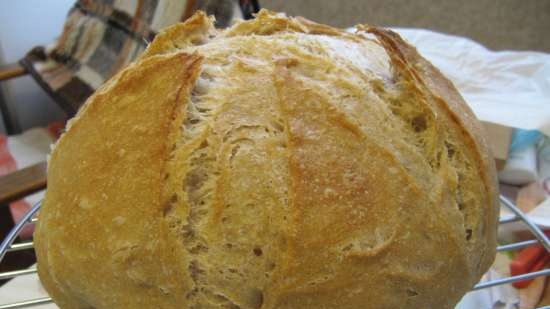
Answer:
0;0;74;134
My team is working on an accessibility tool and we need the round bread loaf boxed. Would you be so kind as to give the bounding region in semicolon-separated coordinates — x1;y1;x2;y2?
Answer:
35;10;499;309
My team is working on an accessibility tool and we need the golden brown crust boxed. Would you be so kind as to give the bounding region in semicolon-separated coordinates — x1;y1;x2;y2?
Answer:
267;66;466;309
141;11;216;59
223;9;361;42
367;27;498;273
35;52;203;309
36;10;498;309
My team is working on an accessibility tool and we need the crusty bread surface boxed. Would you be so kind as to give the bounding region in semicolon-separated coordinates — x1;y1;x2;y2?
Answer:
35;10;499;309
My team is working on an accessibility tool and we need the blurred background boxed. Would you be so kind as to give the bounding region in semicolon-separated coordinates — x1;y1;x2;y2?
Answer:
0;1;72;134
0;0;549;134
263;0;550;52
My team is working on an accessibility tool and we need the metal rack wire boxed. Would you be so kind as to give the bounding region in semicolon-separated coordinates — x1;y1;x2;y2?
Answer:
1;196;550;308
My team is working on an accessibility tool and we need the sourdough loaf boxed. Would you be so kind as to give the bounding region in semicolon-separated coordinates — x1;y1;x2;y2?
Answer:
35;10;499;309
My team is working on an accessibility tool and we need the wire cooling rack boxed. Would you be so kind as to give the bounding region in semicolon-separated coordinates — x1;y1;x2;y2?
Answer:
1;196;550;309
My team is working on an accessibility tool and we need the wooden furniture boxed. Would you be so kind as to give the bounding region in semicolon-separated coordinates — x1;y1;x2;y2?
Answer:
0;63;27;135
0;63;26;81
0;162;47;206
